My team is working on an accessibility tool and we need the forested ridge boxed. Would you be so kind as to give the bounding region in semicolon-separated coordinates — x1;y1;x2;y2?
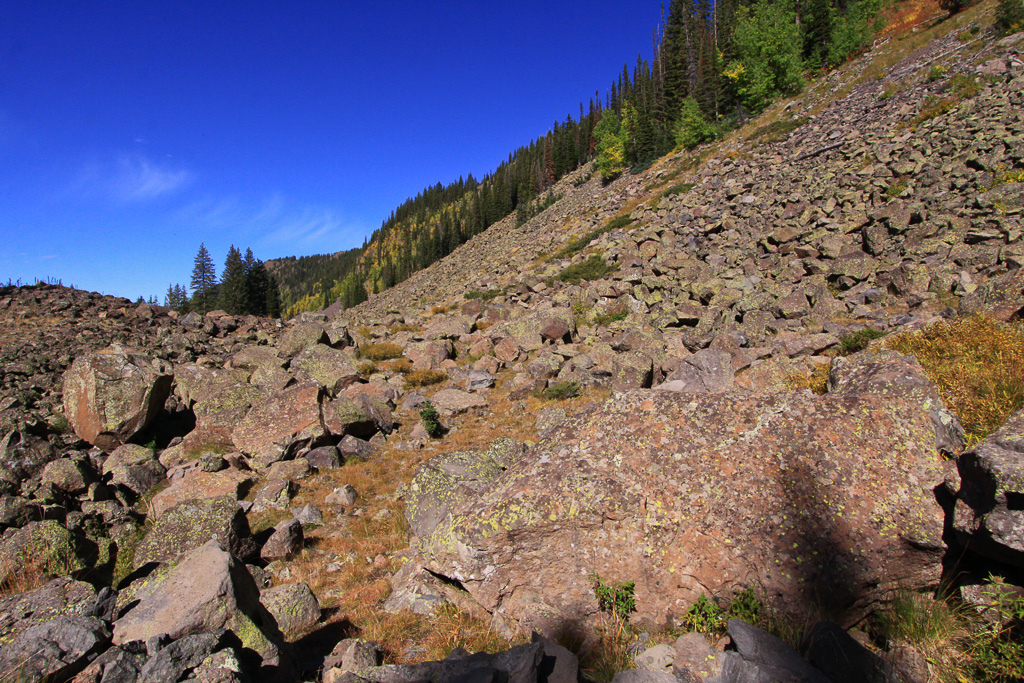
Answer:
270;0;890;318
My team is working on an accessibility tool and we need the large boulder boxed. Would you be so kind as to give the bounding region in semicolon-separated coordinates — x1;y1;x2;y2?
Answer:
103;443;165;496
232;381;328;462
0;578;98;643
113;539;284;665
133;496;257;568
0;615;110;683
0;520;93;586
62;347;173;451
953;409;1024;566
150;468;255;517
406;439;528;538
290;344;361;395
418;388;949;635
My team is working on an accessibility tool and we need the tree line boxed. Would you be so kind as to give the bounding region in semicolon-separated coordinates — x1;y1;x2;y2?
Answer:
272;0;890;317
164;243;282;317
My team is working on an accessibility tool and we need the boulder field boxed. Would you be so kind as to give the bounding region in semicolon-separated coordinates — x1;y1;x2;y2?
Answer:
0;20;1021;683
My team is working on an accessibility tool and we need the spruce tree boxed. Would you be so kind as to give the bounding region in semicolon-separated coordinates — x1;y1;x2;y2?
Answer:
218;245;247;314
265;276;282;318
190;243;218;314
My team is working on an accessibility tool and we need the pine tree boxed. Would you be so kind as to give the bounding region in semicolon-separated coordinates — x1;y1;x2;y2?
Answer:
190;243;218;314
266;276;282;318
218;245;247;314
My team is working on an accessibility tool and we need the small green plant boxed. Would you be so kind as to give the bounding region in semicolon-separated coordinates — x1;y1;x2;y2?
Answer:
592;574;636;620
927;64;948;82
839;328;888;355
975;576;1024;681
464;289;502;301
951;73;980;99
908;95;956;127
357;342;404;361
994;169;1024;187
606;215;635;231
683;593;727;636
540;381;581;401
419;401;443;438
747;117;809;144
880;82;903;100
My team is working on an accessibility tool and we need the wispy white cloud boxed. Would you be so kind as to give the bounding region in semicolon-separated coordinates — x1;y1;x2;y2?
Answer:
175;194;360;250
73;153;193;202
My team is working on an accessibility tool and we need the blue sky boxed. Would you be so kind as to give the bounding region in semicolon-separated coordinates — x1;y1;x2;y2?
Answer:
0;1;659;301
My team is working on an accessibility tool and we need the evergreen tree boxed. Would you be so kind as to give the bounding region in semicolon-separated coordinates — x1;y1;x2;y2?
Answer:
266;276;282;318
190;243;218;314
218;245;247;314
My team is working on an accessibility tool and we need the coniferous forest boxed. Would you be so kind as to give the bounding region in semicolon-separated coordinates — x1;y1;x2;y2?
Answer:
269;0;887;318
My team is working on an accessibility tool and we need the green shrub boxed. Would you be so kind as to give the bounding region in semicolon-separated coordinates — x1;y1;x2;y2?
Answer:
357;342;404;361
997;0;1024;34
593;310;628;327
674;98;718;150
951;73;980;99
551;255;618;286
555;218;630;260
885;179;909;198
748;117;809;143
540;381;581;401
592;574;636;620
927;64;948;82
419;401;443;438
839;328;888;355
606;215;635;231
464;289;502;301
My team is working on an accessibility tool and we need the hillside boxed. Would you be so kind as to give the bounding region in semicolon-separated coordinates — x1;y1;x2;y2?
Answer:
0;3;1023;683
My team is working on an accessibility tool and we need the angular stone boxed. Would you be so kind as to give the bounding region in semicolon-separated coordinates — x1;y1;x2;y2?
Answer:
260;581;320;638
134;496;257;568
728;619;832;683
430;389;487;415
656;349;734;394
278;322;329;358
150;468;256;518
418;389;948;634
62;347;173;452
260;518;303;562
954;409;1024;566
304;445;342;471
0;615;110;683
290;344;361;395
113;540;283;664
103;444;165;496
232;381;326;461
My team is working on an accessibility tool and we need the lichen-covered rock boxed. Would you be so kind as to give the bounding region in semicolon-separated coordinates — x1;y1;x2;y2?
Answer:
290;344;360;395
656;348;734;394
103;443;165;496
62;346;173;451
259;581;320;638
150;468;256;517
419;389;948;635
430;389;487;416
0;615;110;683
113;539;285;665
954;409;1024;566
406;439;527;538
0;578;98;643
232;381;327;461
133;496;257;568
278;322;329;358
0;520;93;585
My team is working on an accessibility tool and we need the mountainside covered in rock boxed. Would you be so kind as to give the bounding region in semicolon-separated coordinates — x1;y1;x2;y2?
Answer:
1;7;1023;683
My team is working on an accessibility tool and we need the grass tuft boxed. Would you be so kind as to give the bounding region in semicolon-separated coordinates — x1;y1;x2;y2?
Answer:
357;342;405;362
405;369;448;387
883;314;1024;442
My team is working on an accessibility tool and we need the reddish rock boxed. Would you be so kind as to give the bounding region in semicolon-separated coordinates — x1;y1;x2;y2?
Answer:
62;347;173;452
419;388;949;636
231;381;326;461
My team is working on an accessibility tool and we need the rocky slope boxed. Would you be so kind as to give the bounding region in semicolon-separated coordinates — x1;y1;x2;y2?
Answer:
0;12;1022;683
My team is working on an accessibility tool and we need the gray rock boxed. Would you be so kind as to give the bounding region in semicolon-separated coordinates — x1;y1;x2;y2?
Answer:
326;484;359;507
260;518;303;562
305;445;342;471
137;630;223;683
728;619;832;683
0;615;111;683
260;581;321;638
955;409;1024;566
113;540;284;666
292;503;324;527
635;643;675;672
466;370;496;393
656;348;734;394
610;671;676;683
339;435;376;460
802;621;897;683
0;578;98;643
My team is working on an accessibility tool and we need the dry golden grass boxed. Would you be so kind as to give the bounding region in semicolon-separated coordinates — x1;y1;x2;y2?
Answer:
786;362;832;395
357;342;405;362
0;558;53;597
382;358;413;375
883;314;1024;442
404;369;448;387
